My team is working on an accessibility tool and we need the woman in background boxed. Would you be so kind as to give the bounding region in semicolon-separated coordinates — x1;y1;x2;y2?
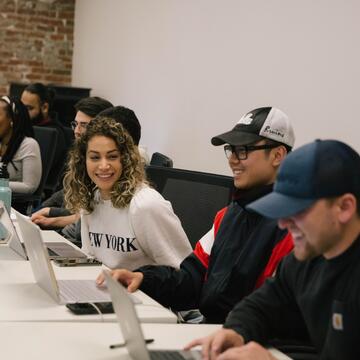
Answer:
0;96;42;194
64;116;191;270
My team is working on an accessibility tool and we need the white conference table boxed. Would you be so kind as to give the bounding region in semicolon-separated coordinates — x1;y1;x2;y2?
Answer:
0;223;292;359
0;227;82;261
0;259;176;323
0;244;23;260
0;322;292;360
0;228;176;323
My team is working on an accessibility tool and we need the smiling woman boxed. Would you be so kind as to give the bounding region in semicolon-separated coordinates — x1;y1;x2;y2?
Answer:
63;117;191;270
86;135;123;200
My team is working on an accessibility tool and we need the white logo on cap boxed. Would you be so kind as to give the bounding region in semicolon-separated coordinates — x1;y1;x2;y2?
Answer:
237;113;253;125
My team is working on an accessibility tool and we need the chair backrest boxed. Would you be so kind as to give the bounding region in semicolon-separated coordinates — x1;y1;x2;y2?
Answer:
43;126;74;194
33;126;58;197
146;166;234;248
150;152;173;167
63;126;75;149
44;125;73;194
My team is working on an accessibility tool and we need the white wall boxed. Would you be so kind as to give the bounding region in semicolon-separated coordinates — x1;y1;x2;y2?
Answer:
72;0;360;175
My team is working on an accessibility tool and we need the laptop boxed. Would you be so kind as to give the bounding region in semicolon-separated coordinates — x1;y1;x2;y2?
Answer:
10;207;99;264
0;203;15;244
15;210;113;304
0;203;27;259
104;271;201;360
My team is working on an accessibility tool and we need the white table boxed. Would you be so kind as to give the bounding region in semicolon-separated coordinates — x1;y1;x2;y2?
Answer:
0;260;176;323
0;223;177;323
0;322;292;360
0;244;23;260
0;227;83;261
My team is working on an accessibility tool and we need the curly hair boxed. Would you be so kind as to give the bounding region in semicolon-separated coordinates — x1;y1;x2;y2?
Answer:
63;116;146;213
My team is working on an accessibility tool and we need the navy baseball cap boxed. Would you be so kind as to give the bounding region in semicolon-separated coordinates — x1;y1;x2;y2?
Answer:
247;139;360;219
211;107;295;148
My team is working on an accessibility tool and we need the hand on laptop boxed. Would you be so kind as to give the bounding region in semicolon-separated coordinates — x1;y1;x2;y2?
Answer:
31;207;51;221
184;328;245;360
32;214;78;229
211;342;276;360
96;269;144;293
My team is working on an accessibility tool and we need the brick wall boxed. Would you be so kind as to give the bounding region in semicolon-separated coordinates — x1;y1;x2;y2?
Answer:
0;0;75;95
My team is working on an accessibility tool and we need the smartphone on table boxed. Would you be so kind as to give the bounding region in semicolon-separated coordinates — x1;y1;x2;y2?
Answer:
53;258;102;267
66;302;114;315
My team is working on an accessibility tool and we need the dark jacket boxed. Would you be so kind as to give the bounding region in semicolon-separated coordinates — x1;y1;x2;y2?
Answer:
138;184;293;323
224;236;360;359
42;189;71;217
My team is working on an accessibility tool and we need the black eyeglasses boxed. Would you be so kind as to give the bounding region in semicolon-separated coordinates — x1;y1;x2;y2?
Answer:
71;120;89;130
224;144;279;160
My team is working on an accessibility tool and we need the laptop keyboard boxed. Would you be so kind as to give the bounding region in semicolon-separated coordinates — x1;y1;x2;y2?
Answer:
150;351;185;360
58;280;111;303
58;280;141;304
47;247;58;257
150;351;201;360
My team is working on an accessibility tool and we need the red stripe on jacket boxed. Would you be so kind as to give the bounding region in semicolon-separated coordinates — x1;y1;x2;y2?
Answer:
193;207;228;269
213;207;228;235
254;232;294;289
193;205;293;287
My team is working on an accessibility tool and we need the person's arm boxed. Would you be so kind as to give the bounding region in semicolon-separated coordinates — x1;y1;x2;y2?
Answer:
47;207;72;217
130;188;192;268
31;190;70;220
9;139;42;194
214;341;276;360
32;213;78;229
31;207;50;220
137;251;207;310
96;250;207;311
223;255;307;345
97;222;218;311
185;330;276;360
185;328;245;360
42;189;65;208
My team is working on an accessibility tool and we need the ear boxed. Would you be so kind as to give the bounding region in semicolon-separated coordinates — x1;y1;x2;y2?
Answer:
271;145;287;167
41;102;49;114
337;194;357;224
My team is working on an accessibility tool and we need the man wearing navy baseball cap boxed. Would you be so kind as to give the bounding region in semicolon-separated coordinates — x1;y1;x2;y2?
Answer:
186;139;360;359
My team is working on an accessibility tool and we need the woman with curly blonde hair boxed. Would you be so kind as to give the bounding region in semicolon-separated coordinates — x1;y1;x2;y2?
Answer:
64;116;191;270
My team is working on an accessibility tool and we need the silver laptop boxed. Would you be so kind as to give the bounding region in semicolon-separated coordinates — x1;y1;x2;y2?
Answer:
15;210;111;304
104;271;201;360
0;203;27;258
9;207;91;263
0;206;11;244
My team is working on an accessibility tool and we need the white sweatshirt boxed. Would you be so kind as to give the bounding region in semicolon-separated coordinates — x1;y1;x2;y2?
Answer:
81;185;192;270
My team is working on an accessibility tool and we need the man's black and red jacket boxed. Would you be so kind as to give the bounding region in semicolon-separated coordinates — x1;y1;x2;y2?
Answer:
137;184;293;323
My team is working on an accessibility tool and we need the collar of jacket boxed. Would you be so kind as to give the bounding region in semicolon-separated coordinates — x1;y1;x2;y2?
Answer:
233;183;274;208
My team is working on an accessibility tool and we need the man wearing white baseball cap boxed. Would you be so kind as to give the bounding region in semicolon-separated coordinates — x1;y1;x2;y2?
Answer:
98;106;296;324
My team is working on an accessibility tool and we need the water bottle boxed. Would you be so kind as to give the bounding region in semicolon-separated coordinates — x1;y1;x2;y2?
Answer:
0;162;12;214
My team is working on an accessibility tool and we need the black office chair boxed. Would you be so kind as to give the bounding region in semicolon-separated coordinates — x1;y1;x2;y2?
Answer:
44;126;74;195
12;127;58;214
150;152;173;167
63;126;75;146
146;166;234;248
